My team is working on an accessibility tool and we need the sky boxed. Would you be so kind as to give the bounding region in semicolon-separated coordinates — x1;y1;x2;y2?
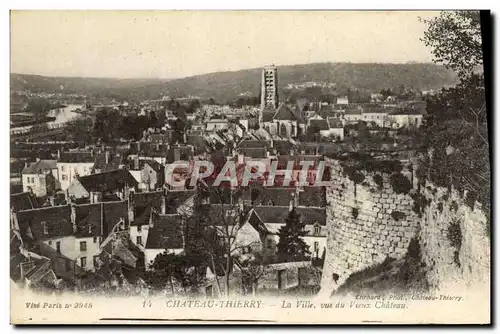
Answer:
10;10;440;79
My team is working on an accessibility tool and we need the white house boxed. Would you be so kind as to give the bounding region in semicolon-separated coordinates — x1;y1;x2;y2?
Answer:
57;152;95;191
143;213;185;268
22;159;59;197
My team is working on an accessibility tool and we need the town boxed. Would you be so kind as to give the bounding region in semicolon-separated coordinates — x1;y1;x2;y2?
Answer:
10;64;429;298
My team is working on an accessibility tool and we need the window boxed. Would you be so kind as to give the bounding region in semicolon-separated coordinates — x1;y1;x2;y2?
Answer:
314;241;319;253
137;236;142;246
80;257;87;268
93;237;98;243
314;225;321;236
48;241;52;246
61;166;65;172
62;175;68;181
80;241;87;252
65;259;71;271
226;209;237;217
56;241;61;253
93;255;99;267
137;225;142;232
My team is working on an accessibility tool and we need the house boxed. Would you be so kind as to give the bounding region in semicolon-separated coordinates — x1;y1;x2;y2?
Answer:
67;169;138;203
141;160;165;191
13;200;129;273
248;205;327;259
326;118;345;140
387;109;424;129
344;107;363;123
206;118;229;132
261;104;306;138
129;190;166;248
361;107;389;127
11;192;40;212
144;213;185;267
22;159;59;197
307;118;330;138
92;151;123;174
336;96;349;105
73;201;129;271
57;152;95;191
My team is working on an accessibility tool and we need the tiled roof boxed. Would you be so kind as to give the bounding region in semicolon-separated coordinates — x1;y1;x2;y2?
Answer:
92;153;123;173
389;109;424;116
239;147;268;159
22;160;57;174
165;189;195;214
16;205;73;242
272;140;295;155
272;104;305;123
77;169;138;193
145;213;184;249
238;139;272;149
144;159;163;173
327;118;343;128
242;187;296;206
309;119;329;131
298;187;327;207
59;152;95;163
364;107;389;114
262;111;275;122
132;191;164;210
11;192;39;212
345;108;362;115
74;201;129;238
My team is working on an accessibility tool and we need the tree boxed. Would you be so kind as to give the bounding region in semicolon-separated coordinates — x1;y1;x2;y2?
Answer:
420;11;490;226
420;11;482;79
237;251;269;296
277;209;310;262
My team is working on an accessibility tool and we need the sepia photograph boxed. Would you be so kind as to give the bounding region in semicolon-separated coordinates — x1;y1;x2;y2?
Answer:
9;10;491;324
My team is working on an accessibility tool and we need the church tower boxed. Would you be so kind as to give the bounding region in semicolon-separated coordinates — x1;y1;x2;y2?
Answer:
260;65;278;110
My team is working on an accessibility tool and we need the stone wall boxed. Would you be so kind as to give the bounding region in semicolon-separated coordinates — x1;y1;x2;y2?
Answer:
417;183;490;294
319;157;490;298
319;157;419;295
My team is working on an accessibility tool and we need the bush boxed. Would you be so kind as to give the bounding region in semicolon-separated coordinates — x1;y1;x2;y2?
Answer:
391;211;406;221
390;173;412;194
411;193;431;217
373;174;383;188
437;202;443;213
447;220;462;267
465;191;477;211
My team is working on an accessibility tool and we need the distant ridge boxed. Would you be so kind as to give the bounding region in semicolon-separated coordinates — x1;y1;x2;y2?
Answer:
11;62;458;102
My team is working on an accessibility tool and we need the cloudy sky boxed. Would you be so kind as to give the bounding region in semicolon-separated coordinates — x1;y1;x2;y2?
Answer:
11;11;440;79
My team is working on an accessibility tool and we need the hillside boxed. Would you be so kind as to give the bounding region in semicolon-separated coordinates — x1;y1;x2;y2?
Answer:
11;62;458;103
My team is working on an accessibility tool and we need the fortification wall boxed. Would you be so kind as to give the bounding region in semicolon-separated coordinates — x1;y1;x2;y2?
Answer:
417;183;490;295
319;157;419;295
319;157;490;298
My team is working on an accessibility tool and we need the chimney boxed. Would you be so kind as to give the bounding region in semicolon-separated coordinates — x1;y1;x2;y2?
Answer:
289;199;294;212
134;155;139;170
128;198;134;222
174;148;181;162
70;203;76;233
57;149;61;160
49;196;55;207
105;151;110;165
161;193;166;214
